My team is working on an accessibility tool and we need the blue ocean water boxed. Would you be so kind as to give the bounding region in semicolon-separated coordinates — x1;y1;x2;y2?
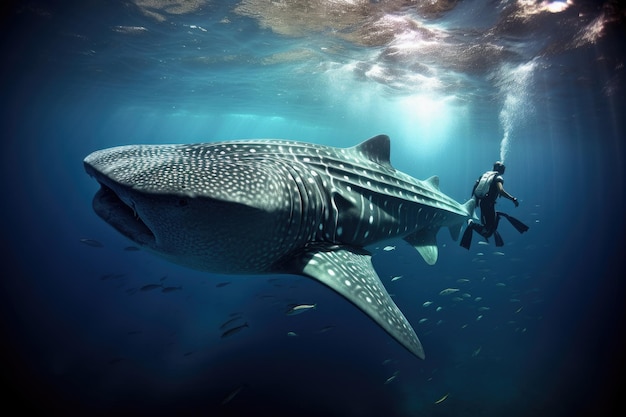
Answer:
1;1;624;416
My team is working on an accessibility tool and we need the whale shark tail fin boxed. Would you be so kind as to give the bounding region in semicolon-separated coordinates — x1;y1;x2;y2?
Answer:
463;197;477;218
447;198;477;243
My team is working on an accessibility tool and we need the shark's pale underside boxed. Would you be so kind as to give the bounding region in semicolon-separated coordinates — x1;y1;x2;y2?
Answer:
84;135;475;359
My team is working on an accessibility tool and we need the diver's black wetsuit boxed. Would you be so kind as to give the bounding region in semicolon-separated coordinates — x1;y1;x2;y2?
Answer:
472;175;502;238
460;170;528;249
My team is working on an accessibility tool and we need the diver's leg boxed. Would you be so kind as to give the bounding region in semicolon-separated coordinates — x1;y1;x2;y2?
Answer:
497;212;529;233
479;201;497;238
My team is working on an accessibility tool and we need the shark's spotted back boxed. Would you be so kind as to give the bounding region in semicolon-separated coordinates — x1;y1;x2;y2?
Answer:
84;135;475;359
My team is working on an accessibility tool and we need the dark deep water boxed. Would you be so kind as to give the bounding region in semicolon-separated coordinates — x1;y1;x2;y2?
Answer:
1;1;624;416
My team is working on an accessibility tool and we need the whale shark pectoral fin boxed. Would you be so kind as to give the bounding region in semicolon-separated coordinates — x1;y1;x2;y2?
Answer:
448;224;462;241
283;245;425;359
403;229;439;266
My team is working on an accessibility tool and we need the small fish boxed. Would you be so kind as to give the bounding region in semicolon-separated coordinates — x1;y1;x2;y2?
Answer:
140;284;163;291
390;275;403;282
221;322;249;338
472;346;482;357
221;384;246;405
219;315;244;330
451;297;463;302
462;293;471;298
434;392;449;404
478;241;489;245
515;306;524;313
287;331;298;337
493;251;505;256
384;372;399;384
477;306;491;311
80;238;103;247
383;245;396;251
495;283;506;287
162;286;182;293
436;306;443;312
418;318;428;324
422;301;433;307
457;278;470;283
286;303;317;315
476;315;483;321
317;325;335;333
439;288;460;296
216;281;231;287
474;297;483;302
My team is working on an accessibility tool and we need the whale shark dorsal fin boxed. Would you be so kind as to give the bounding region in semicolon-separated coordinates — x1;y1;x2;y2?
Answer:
280;245;425;359
352;134;393;169
425;175;440;190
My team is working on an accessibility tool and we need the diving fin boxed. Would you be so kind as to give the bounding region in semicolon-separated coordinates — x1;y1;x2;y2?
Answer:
494;230;504;247
460;223;473;250
498;212;529;234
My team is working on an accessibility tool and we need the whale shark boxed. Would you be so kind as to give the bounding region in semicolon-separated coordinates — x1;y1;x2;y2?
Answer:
84;134;475;359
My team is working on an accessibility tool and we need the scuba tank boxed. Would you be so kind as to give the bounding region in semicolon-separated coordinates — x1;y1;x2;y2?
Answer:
473;171;498;199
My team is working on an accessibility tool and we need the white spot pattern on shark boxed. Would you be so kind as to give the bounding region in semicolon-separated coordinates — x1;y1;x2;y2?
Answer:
84;135;476;359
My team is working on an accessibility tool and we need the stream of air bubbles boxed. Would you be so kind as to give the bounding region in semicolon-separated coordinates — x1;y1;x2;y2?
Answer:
497;60;537;163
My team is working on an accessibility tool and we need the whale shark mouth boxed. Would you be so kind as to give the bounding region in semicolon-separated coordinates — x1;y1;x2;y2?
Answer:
92;183;156;247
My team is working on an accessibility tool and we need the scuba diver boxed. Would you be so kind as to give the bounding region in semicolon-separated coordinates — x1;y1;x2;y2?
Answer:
460;161;529;249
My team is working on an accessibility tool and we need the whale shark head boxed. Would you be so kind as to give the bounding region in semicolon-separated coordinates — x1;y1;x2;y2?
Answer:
85;135;476;360
84;143;307;273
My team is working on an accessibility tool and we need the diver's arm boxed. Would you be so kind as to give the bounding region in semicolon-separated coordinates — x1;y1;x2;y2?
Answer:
497;182;519;206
